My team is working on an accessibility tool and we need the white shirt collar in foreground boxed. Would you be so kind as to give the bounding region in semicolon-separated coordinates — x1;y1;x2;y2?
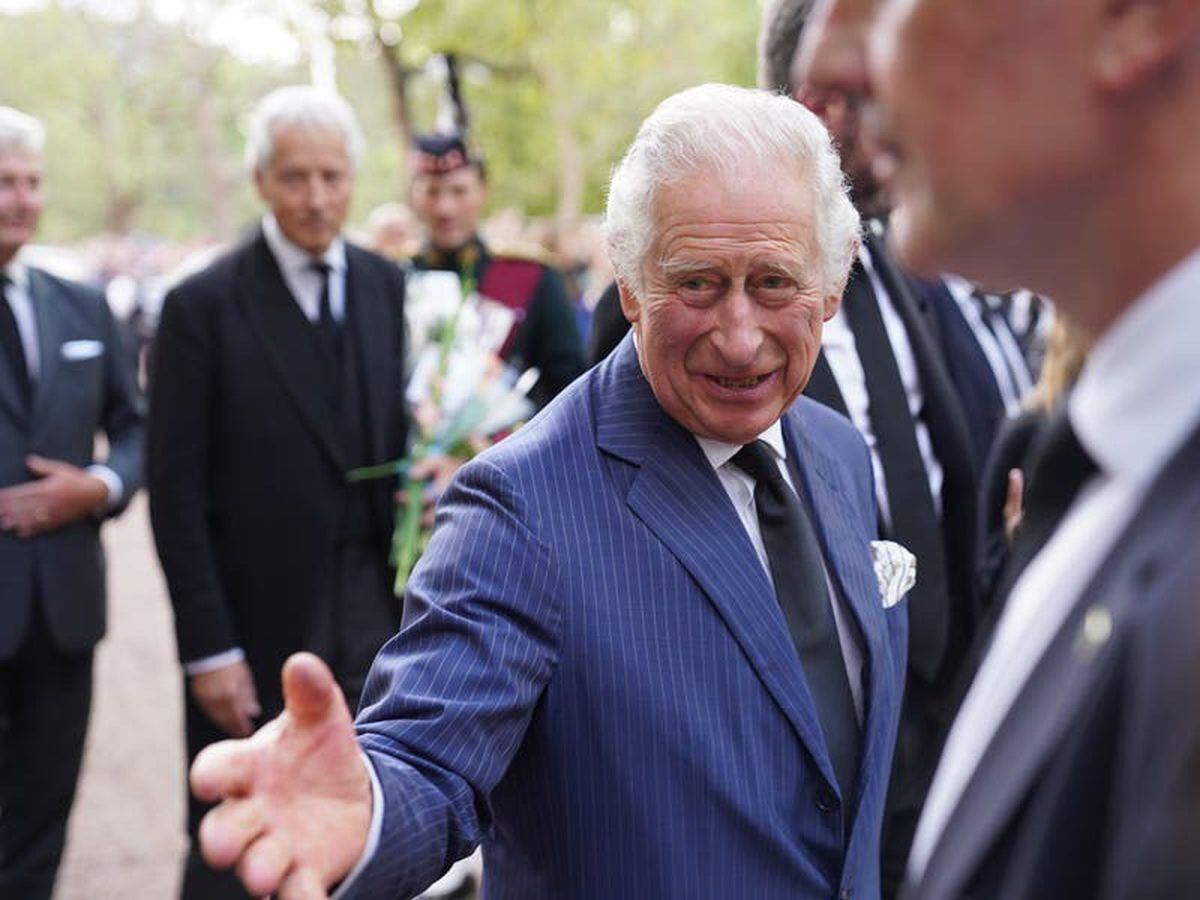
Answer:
2;258;30;292
1070;246;1200;486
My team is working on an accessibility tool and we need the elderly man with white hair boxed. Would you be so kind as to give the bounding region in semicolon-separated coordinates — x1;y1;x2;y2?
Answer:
0;105;144;900
187;83;908;900
147;85;410;900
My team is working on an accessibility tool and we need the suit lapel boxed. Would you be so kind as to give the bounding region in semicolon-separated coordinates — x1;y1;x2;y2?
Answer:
597;338;842;794
29;269;64;435
234;232;345;472
787;406;897;811
344;248;394;463
917;420;1200;900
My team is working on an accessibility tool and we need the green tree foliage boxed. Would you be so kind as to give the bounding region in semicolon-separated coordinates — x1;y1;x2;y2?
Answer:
0;0;762;242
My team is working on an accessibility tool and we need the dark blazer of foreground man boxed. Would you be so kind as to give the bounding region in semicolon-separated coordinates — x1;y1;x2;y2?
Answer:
188;84;908;900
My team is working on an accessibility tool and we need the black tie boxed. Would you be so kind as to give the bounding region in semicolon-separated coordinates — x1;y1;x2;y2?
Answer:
995;411;1098;604
840;252;950;682
0;274;32;410
310;261;342;364
732;440;860;800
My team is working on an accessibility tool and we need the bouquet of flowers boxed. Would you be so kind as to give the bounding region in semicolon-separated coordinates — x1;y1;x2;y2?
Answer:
349;268;539;595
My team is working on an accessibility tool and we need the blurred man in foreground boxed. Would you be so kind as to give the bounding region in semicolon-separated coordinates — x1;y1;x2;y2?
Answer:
0;106;144;900
188;84;908;900
798;1;1200;897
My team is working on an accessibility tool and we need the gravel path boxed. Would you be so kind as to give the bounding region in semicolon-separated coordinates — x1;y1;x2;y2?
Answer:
56;497;187;899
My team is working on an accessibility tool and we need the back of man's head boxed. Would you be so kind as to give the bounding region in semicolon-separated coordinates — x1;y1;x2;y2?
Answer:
758;0;816;93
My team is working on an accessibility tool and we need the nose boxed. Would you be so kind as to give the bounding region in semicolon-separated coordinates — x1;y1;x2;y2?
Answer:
712;287;763;368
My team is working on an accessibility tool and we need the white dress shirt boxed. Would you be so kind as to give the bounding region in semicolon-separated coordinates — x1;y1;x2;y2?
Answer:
1;258;124;506
261;213;348;324
907;246;1200;881
821;237;944;526
183;217;348;676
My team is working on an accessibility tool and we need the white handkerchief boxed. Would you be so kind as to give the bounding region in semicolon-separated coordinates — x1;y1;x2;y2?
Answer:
61;339;104;361
870;540;917;609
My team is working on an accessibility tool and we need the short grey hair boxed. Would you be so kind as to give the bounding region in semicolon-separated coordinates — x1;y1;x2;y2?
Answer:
245;85;364;173
0;107;46;157
757;0;816;93
605;83;860;297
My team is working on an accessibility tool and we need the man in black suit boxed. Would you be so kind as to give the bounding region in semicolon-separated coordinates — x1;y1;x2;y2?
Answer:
147;86;408;900
799;0;1200;897
760;3;980;892
0;106;144;900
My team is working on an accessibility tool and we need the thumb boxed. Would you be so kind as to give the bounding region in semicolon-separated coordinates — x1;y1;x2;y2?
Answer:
25;455;58;477
281;653;346;728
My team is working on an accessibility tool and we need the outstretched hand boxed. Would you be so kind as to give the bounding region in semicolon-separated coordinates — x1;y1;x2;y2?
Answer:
190;653;373;899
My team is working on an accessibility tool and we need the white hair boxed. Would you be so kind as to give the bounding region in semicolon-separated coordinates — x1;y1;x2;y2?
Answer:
605;83;860;296
244;85;364;173
0;107;45;157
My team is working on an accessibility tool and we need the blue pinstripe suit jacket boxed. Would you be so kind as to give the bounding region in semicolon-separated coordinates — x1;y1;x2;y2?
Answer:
349;336;908;899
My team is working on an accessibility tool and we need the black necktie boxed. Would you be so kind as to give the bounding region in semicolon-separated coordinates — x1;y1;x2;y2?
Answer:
733;440;860;800
840;251;950;682
995;411;1098;604
0;274;32;409
310;260;342;364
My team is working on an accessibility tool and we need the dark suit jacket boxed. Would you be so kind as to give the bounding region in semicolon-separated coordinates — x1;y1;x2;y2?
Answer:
345;336;908;899
902;417;1200;900
0;267;144;660
147;230;408;713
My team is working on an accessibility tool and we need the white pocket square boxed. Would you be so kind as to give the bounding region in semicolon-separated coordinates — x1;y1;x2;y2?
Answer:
61;339;104;361
870;540;917;609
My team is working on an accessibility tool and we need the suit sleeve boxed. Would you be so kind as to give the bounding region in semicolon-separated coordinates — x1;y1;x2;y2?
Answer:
525;267;585;407
148;284;239;663
345;456;561;898
93;287;145;515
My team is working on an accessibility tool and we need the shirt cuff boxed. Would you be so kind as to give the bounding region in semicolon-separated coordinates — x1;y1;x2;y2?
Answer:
183;648;246;676
331;751;384;899
86;464;123;511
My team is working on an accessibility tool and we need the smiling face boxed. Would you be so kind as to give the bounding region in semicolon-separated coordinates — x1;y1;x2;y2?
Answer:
622;168;840;445
254;123;353;256
0;147;43;267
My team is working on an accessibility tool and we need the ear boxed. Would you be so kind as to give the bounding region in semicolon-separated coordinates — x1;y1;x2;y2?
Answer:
616;278;643;324
824;236;858;320
252;166;266;202
1094;0;1200;92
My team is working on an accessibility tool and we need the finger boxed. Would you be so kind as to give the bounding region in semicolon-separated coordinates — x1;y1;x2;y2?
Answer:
24;455;56;477
229;705;255;739
236;832;294;898
198;796;267;870
278;865;329;900
281;653;344;727
191;737;258;802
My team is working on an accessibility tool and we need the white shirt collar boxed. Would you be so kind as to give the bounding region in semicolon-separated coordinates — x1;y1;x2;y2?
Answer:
261;214;346;276
1070;246;1200;485
695;419;787;473
2;258;30;292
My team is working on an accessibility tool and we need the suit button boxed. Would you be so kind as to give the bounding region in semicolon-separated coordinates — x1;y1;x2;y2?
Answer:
815;788;839;813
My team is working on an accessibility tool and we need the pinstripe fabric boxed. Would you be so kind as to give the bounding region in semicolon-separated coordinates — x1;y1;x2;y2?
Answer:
347;335;908;899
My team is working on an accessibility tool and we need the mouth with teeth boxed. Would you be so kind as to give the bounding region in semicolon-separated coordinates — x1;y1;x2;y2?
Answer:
704;372;777;394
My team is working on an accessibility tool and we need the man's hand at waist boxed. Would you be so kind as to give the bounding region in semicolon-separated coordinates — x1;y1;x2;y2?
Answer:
0;454;111;537
190;659;262;738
